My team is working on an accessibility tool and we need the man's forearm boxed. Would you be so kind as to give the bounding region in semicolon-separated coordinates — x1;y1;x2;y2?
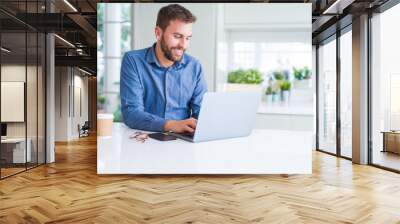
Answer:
122;107;166;132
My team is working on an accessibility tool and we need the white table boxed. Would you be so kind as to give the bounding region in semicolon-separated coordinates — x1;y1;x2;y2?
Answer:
1;138;31;163
97;123;312;174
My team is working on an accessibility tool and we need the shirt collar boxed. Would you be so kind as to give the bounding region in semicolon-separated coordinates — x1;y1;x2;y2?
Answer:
146;43;188;69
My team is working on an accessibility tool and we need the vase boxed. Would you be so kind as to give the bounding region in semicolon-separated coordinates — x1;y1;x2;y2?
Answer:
266;94;273;103
272;93;279;102
281;90;290;102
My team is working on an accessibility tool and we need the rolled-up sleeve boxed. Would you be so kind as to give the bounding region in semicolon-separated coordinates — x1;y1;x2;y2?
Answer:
120;53;167;132
190;62;208;119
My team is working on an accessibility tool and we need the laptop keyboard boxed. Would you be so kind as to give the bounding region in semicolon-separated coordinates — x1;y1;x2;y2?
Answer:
174;132;194;140
180;132;194;137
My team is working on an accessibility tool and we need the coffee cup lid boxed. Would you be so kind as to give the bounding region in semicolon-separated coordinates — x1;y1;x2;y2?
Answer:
97;113;114;119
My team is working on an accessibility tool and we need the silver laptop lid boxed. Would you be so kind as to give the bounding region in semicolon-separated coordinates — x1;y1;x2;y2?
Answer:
193;91;260;142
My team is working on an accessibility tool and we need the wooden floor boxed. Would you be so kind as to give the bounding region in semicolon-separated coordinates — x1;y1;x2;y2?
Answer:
1;163;45;178
0;167;26;178
373;151;400;171
1;135;400;223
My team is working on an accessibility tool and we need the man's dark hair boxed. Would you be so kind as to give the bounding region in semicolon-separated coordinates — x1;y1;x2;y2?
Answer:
156;4;197;31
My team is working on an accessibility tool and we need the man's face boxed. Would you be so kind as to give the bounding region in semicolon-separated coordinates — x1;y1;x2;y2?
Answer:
156;20;193;62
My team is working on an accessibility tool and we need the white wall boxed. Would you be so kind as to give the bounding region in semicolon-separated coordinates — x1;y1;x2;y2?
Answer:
72;74;89;138
1;66;26;139
55;67;68;141
132;3;217;91
1;64;47;164
1;82;25;122
55;67;89;141
223;3;310;28
1;64;25;127
1;65;41;137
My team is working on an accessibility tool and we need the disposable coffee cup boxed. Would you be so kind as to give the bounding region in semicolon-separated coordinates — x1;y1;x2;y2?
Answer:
97;113;114;136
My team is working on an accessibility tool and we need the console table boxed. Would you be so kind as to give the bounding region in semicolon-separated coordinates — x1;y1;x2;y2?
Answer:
1;138;32;165
381;131;400;154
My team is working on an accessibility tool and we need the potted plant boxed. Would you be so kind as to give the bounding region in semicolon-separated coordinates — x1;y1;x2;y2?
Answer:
113;104;122;122
226;68;264;92
97;95;107;112
272;90;279;102
273;70;285;81
303;66;311;79
293;67;303;80
270;82;281;102
280;80;291;102
293;66;312;89
265;86;274;103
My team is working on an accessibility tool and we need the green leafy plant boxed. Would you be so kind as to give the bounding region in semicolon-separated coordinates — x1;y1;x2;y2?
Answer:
265;86;273;95
113;104;122;122
227;69;264;84
273;71;285;80
98;76;105;94
280;80;292;91
293;66;311;80
303;66;311;79
293;67;303;80
97;95;107;107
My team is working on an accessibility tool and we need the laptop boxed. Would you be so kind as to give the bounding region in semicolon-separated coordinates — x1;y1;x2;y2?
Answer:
169;91;261;142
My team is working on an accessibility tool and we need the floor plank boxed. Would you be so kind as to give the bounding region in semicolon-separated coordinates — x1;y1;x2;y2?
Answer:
1;134;400;223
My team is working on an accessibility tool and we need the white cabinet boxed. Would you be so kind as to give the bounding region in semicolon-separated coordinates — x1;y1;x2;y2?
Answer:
255;113;314;131
255;102;314;131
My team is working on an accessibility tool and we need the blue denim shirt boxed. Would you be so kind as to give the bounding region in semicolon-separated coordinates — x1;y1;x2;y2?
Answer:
120;44;207;132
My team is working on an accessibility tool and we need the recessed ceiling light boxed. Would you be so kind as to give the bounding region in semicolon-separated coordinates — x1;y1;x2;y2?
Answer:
1;47;11;53
54;34;75;48
78;67;92;76
63;0;78;12
322;0;354;15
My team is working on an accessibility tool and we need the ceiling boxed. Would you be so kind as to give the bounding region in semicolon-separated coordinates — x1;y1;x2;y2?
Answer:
0;0;98;75
1;0;396;75
311;0;390;43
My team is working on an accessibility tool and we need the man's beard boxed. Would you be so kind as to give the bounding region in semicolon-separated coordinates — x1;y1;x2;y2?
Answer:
160;35;185;62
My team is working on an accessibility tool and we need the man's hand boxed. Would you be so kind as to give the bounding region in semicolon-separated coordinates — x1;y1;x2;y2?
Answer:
164;118;197;133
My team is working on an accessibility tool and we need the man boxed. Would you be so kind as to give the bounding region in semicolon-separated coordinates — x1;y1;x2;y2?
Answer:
120;4;207;133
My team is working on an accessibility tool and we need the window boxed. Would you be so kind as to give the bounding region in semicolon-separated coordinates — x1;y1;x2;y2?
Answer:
317;37;337;155
228;41;311;78
97;3;132;122
232;42;256;69
0;1;46;179
371;3;400;171
340;30;352;158
224;31;312;109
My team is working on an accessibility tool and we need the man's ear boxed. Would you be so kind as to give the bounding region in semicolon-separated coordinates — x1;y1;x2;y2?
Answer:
155;26;162;41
